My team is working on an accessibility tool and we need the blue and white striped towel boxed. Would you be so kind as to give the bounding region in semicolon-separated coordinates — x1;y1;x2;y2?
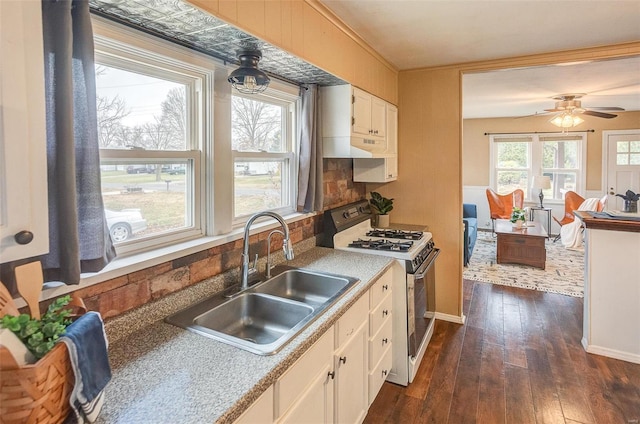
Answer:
58;311;111;423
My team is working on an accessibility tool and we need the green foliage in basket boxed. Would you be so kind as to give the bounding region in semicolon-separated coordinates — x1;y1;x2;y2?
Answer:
510;207;526;223
369;191;394;215
0;295;72;359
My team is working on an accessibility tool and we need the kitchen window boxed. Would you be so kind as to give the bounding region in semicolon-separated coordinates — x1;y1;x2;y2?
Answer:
232;93;297;221
490;132;587;201
93;22;212;254
91;17;301;258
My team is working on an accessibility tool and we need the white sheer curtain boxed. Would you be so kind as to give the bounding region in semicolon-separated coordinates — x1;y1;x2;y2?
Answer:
297;84;323;212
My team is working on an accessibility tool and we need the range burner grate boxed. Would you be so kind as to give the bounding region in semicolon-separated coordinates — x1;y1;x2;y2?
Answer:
366;229;423;240
348;238;414;252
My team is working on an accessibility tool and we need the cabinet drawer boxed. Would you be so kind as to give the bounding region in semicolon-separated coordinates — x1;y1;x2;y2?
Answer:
368;347;392;406
276;327;334;418
369;316;392;368
369;291;392;335
335;294;368;348
369;269;392;308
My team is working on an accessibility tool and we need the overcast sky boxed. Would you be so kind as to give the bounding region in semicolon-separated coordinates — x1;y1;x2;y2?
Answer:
95;65;183;126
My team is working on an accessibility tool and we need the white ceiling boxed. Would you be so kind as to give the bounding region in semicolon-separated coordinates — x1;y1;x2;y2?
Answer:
319;0;640;118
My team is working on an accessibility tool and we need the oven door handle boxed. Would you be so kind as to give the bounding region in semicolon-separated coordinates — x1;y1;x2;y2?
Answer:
413;248;440;279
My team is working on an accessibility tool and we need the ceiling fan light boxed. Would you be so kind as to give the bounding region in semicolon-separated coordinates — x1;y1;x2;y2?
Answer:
228;49;270;94
549;112;584;128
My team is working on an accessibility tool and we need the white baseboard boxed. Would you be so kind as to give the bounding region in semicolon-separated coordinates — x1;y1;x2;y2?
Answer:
582;337;640;364
435;312;465;324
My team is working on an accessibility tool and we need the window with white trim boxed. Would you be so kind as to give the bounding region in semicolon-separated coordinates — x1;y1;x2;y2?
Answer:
91;18;301;256
232;93;297;221
491;132;587;201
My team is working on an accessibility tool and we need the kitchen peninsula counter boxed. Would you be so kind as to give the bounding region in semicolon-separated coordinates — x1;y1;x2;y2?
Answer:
574;211;640;364
97;247;394;424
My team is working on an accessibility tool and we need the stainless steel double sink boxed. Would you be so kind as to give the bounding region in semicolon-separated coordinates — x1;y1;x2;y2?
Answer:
165;267;359;355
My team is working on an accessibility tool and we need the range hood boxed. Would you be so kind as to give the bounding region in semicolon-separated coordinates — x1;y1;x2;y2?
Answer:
323;136;393;158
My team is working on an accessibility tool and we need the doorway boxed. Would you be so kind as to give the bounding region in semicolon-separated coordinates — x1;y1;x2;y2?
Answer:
603;129;640;210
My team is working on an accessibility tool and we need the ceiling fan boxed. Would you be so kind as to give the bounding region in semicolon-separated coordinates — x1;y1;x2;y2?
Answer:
543;93;625;119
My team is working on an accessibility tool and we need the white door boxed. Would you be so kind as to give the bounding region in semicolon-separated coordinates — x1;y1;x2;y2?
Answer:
606;131;640;211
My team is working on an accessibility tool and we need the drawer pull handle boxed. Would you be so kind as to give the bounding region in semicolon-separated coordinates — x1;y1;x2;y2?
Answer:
339;356;347;364
328;371;335;380
382;284;389;291
382;310;389;316
382;338;388;345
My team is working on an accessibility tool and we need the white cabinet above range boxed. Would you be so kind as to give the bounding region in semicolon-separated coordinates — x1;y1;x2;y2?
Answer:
321;85;397;160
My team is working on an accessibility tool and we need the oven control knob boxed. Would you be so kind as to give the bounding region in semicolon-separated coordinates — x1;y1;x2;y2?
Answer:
342;211;350;219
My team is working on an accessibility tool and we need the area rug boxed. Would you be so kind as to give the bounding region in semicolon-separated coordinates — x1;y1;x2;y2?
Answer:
463;231;585;297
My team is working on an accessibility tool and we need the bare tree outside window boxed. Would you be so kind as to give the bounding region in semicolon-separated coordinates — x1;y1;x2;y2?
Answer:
232;96;282;152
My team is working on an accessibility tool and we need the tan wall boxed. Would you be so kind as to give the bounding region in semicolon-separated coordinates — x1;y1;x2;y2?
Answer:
463;111;640;190
370;67;463;317
187;0;399;103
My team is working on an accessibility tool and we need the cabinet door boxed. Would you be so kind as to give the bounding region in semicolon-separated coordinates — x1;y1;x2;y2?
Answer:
235;386;274;424
0;1;49;263
385;104;398;179
370;97;386;138
277;362;334;424
351;87;372;137
335;321;368;424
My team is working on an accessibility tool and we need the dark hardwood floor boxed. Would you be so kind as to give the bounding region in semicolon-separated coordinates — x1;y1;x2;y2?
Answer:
365;280;640;424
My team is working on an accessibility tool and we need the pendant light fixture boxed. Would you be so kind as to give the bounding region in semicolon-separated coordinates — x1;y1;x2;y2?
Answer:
228;49;270;94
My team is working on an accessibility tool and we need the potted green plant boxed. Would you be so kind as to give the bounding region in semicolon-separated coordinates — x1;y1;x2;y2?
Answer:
510;207;526;229
369;191;394;227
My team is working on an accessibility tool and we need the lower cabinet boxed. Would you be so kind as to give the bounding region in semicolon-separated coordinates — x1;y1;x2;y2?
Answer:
234;386;274;424
276;328;335;423
235;268;394;424
334;295;369;424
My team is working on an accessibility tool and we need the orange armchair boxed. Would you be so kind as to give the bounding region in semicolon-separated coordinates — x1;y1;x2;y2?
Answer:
552;191;608;242
486;188;525;233
553;191;585;229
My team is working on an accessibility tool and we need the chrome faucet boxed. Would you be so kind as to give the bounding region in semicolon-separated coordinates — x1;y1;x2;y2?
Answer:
266;230;284;279
241;212;294;290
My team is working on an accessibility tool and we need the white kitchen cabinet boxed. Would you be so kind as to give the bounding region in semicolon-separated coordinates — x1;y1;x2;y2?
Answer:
0;0;49;263
367;268;393;405
353;104;398;183
235;386;274;424
276;328;334;423
321;85;390;158
351;87;385;139
334;294;368;424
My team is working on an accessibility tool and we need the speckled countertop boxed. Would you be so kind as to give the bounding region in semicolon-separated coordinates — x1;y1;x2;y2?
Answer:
96;247;393;424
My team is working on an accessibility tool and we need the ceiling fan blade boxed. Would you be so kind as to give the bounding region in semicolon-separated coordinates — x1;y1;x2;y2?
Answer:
515;111;552;119
587;106;625;111
583;110;618;119
543;108;562;112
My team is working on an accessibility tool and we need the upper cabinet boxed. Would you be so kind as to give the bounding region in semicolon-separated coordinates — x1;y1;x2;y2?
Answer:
0;1;49;263
353;103;398;183
321;85;396;159
352;87;385;139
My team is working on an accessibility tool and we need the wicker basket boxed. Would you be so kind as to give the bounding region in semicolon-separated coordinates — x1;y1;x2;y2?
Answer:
0;296;86;424
0;343;74;424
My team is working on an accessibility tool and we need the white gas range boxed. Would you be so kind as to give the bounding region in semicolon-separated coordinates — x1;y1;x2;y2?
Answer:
322;200;440;386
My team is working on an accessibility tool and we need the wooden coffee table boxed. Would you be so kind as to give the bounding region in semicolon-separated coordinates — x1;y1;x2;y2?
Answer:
495;219;547;269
